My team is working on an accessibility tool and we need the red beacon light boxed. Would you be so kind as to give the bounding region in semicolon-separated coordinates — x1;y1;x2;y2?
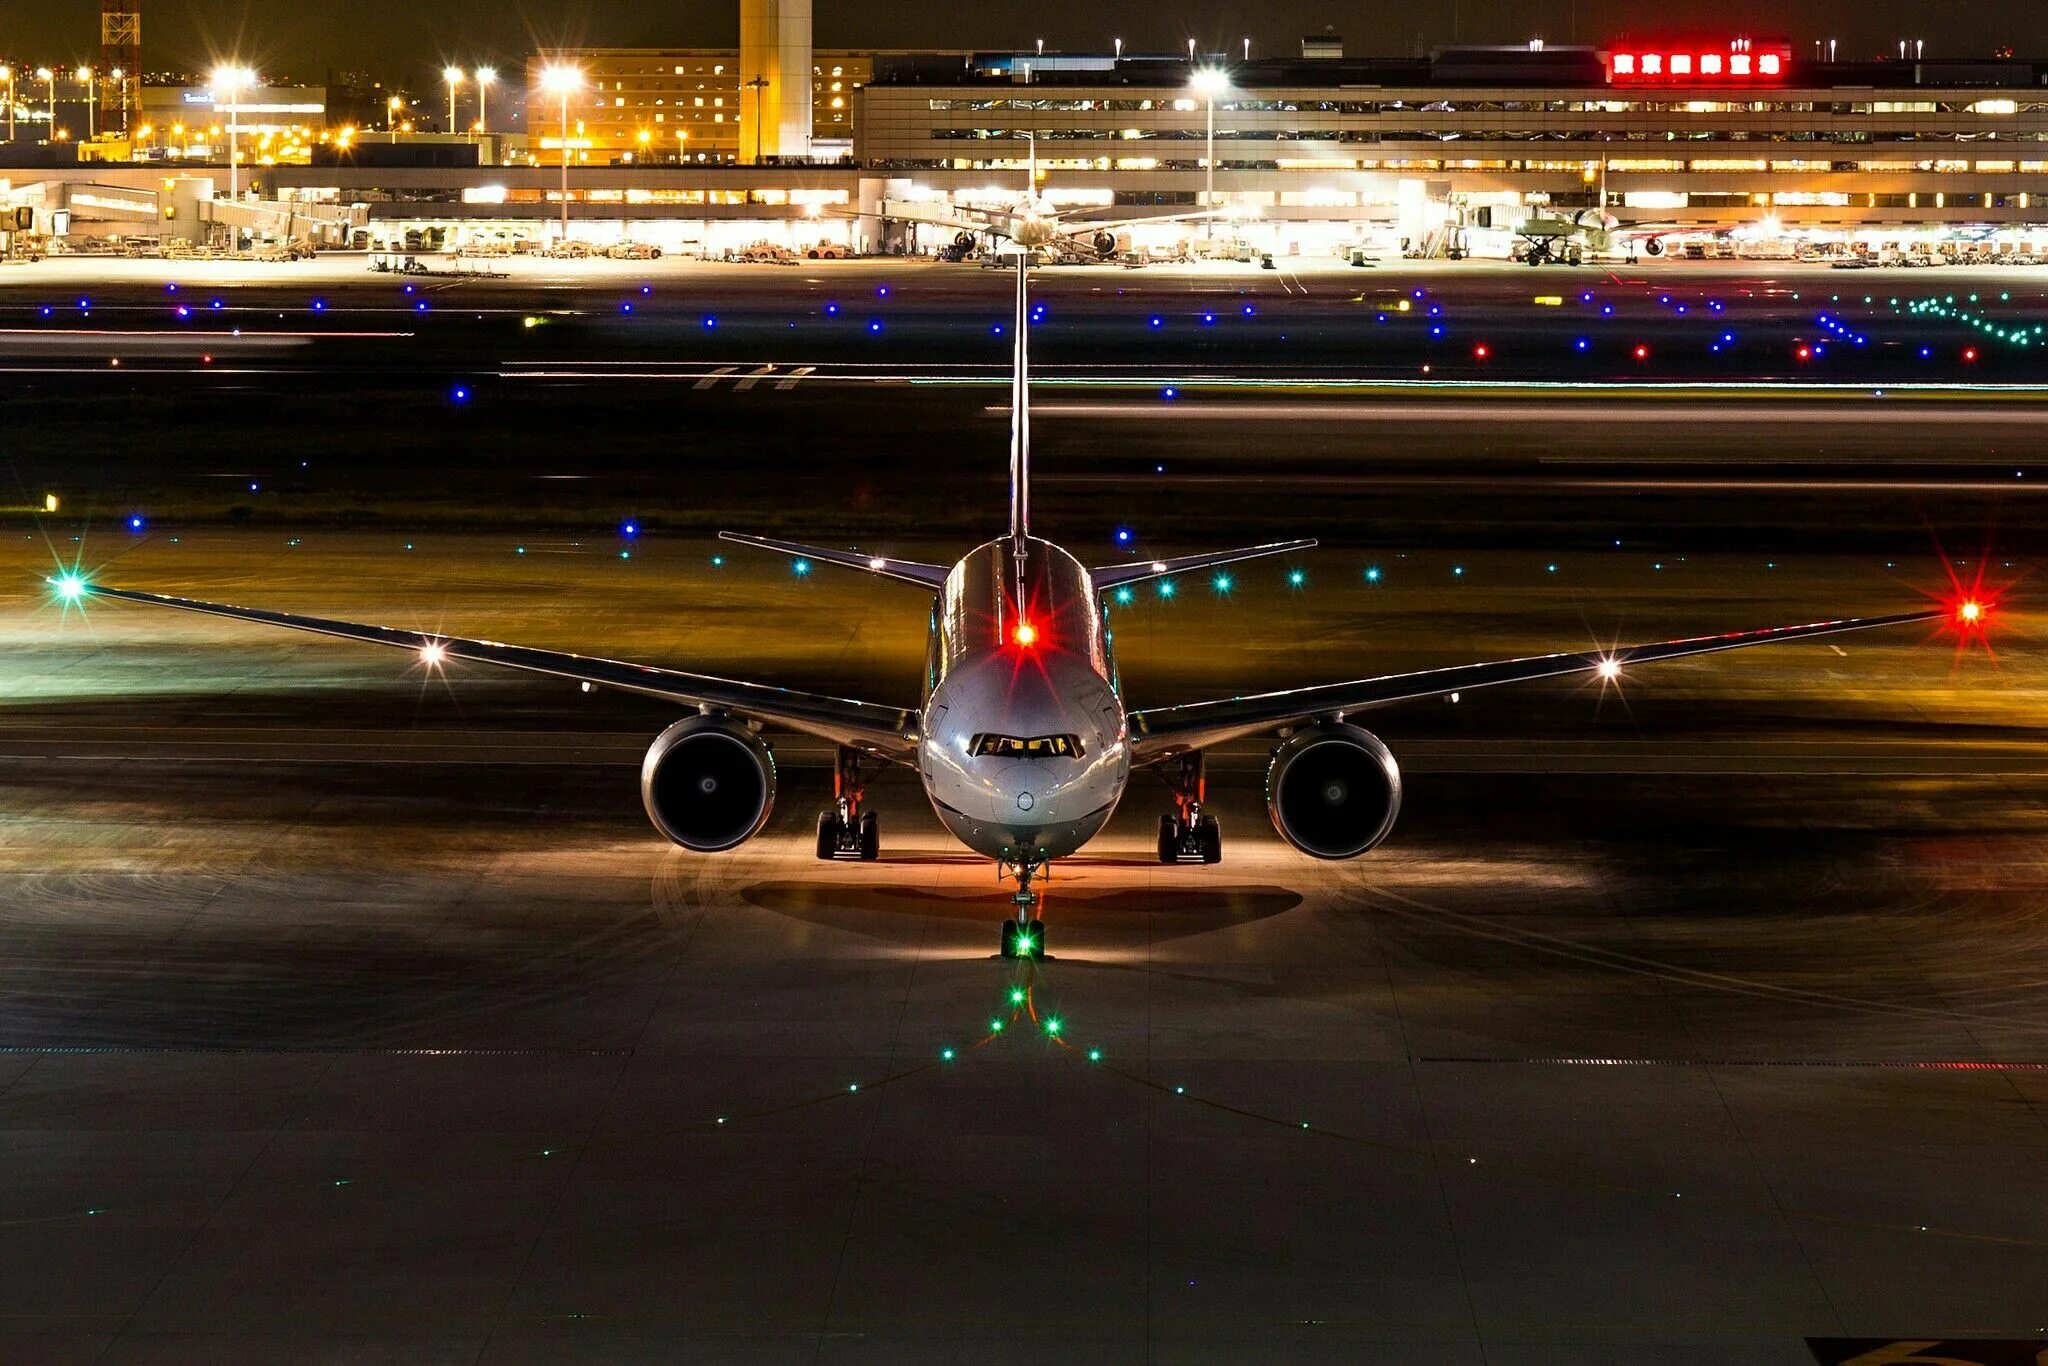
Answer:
1957;599;1986;628
1013;620;1039;647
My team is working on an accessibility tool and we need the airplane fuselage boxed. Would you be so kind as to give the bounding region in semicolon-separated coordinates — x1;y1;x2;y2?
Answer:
917;535;1130;862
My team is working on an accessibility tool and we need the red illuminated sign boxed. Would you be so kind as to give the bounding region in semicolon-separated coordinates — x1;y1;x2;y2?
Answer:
1605;41;1792;85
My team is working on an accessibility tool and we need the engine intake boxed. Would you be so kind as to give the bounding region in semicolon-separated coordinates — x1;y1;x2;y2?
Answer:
1265;723;1402;860
641;716;776;852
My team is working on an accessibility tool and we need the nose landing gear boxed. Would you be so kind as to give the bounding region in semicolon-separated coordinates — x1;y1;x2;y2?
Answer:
816;746;883;861
998;852;1048;959
1156;752;1223;864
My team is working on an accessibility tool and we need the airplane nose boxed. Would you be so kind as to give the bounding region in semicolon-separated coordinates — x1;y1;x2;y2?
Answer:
996;764;1038;812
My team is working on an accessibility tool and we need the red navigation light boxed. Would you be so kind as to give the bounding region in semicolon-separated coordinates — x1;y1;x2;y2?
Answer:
1013;620;1039;647
1957;599;1985;627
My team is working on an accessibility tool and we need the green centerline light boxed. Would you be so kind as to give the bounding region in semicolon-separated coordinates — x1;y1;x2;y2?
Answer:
991;1019;1005;1032
1009;987;1025;1005
1044;1017;1062;1036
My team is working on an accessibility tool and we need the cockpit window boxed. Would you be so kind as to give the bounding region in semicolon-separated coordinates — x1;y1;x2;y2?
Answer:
970;733;1083;759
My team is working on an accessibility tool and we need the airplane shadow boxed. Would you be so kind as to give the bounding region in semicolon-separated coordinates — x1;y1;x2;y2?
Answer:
739;880;1303;947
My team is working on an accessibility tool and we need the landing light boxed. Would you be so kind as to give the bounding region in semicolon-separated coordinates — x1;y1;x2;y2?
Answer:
420;641;448;667
1596;657;1621;681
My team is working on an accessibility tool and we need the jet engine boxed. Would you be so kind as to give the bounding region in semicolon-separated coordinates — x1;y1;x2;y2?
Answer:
640;716;776;852
1265;724;1402;860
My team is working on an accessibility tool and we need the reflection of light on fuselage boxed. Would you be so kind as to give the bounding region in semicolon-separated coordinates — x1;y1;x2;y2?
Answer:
919;537;1130;860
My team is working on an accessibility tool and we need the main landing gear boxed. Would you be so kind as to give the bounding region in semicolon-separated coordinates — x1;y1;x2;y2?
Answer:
815;746;882;861
1157;752;1222;865
998;853;1047;959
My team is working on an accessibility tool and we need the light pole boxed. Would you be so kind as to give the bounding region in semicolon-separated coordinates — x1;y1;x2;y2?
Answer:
211;65;253;201
1190;67;1230;244
36;68;53;142
111;67;127;135
745;75;768;164
388;95;404;143
539;63;583;241
75;67;94;140
474;66;496;139
0;68;12;143
442;66;463;134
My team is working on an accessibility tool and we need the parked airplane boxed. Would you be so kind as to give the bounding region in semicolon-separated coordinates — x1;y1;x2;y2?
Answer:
59;256;1960;959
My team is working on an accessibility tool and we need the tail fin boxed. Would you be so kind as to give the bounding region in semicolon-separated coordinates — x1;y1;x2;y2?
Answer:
1008;250;1031;540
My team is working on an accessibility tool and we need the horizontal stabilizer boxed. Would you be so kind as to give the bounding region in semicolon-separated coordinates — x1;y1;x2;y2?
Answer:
718;532;951;589
1091;539;1318;589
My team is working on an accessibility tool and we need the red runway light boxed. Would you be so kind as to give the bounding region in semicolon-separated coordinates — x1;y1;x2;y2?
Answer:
1472;343;1490;360
1795;345;1811;361
1633;344;1649;360
1963;347;1979;362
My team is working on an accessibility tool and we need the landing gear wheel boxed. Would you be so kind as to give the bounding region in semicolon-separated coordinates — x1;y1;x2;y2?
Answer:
815;812;841;860
1000;921;1018;958
1158;814;1181;864
857;810;879;861
1024;920;1045;959
1196;814;1222;865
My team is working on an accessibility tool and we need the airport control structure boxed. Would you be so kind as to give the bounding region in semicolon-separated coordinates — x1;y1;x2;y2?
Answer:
14;11;2048;262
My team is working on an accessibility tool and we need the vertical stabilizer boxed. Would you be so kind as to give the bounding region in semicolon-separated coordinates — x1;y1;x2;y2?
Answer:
1008;252;1031;540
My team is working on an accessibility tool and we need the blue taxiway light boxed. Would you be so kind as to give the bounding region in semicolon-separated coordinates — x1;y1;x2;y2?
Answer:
621;522;639;538
1149;316;1164;328
877;285;891;297
1574;337;1590;351
128;515;145;531
703;316;718;328
1241;304;1255;316
868;320;883;333
1162;386;1178;399
1115;527;1133;544
451;386;471;403
312;299;327;311
824;303;839;316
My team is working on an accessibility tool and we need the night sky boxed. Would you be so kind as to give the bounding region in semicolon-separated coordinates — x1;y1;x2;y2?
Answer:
4;0;2039;84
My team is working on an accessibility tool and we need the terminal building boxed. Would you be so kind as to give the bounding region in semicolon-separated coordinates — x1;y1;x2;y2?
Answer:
19;33;2048;257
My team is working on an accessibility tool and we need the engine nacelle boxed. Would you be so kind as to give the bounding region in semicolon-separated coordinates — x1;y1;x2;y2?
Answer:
640;716;776;852
1265;723;1403;860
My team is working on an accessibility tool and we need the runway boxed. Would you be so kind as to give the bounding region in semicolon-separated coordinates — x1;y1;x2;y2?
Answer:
1;533;2045;1359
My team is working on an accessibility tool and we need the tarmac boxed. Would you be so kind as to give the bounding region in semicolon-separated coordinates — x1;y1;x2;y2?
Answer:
1;532;2043;1361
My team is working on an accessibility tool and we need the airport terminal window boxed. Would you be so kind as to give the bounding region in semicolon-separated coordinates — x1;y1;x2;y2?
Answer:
969;734;1084;759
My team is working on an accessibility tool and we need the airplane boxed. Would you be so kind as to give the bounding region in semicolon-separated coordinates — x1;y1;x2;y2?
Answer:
866;135;1229;263
54;253;1965;961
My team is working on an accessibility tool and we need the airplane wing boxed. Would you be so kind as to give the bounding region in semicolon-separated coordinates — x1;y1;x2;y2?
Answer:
1126;608;1944;762
79;585;921;759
